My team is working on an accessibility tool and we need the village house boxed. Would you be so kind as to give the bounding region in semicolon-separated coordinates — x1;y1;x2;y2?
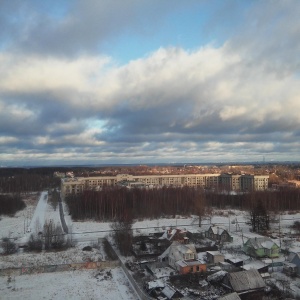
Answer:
159;241;206;274
242;237;280;258
205;226;233;243
286;252;300;276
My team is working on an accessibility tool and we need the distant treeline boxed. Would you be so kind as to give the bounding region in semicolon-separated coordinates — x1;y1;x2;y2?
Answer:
207;189;300;211
0;194;26;216
0;174;60;193
65;187;300;221
0;168;65;193
65;186;203;221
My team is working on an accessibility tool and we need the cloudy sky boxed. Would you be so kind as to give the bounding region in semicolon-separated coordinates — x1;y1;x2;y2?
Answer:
0;0;300;166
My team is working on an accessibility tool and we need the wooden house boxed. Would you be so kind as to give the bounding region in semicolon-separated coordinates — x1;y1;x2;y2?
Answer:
159;241;206;274
243;237;280;258
205;226;233;243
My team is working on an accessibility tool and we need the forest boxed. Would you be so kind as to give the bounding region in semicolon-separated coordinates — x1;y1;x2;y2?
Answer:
0;194;26;216
65;187;300;221
65;186;205;221
0;168;62;193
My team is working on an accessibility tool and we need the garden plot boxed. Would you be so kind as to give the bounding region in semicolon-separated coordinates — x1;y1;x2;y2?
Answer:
0;267;137;300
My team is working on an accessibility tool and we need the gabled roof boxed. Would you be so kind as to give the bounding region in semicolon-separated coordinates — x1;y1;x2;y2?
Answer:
159;241;196;261
161;284;182;299
208;226;228;235
227;269;265;292
246;237;279;250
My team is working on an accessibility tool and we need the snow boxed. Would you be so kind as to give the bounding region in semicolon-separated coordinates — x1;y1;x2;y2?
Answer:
4;202;300;299
28;191;48;232
207;270;227;283
0;267;137;300
0;244;105;268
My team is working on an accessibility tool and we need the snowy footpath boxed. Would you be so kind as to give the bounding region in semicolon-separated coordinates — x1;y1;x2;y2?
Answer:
19;191;50;244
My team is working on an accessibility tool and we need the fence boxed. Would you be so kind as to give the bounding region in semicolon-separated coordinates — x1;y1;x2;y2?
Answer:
0;260;119;277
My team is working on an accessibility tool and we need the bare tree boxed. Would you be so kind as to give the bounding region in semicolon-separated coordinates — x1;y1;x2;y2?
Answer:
110;211;133;256
194;188;207;227
28;233;43;251
249;200;270;233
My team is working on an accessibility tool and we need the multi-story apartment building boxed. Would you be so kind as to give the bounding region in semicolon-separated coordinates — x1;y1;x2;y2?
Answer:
219;174;269;192
61;173;269;199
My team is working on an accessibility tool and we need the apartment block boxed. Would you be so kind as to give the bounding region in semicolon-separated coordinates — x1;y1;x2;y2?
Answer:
61;173;269;199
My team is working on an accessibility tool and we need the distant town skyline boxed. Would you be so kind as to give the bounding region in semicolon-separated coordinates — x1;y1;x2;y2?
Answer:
0;1;300;166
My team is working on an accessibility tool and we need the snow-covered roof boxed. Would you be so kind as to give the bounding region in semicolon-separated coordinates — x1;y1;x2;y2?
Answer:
175;259;205;268
228;269;265;292
224;253;250;263
242;260;266;271
160;241;197;262
207;251;223;256
209;226;227;235
160;229;177;241
207;270;227;283
246;237;279;250
147;280;165;290
161;285;177;299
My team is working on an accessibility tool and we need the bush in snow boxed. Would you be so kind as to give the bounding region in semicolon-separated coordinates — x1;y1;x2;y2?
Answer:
28;233;43;251
1;237;18;255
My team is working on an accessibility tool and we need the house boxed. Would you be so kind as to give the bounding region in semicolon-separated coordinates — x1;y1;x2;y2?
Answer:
222;269;266;297
287;252;300;276
206;251;225;264
159;241;206;274
283;262;297;276
242;237;280;258
205;226;233;243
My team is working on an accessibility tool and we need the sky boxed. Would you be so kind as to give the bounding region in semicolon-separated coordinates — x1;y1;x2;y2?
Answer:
0;0;300;166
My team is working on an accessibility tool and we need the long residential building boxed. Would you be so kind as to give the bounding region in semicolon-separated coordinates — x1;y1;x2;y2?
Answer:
61;173;269;199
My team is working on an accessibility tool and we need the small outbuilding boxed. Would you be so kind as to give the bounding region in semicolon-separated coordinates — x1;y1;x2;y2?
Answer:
206;251;225;264
222;269;266;297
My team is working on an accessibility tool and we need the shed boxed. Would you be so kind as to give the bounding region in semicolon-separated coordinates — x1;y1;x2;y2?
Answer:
206;251;225;264
223;269;266;294
161;284;183;299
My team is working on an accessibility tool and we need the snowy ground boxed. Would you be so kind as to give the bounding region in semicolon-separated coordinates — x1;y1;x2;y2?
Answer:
0;243;105;268
2;195;300;299
0;267;138;300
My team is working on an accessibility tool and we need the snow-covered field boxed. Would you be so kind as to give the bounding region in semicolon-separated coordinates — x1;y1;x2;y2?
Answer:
0;267;137;300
